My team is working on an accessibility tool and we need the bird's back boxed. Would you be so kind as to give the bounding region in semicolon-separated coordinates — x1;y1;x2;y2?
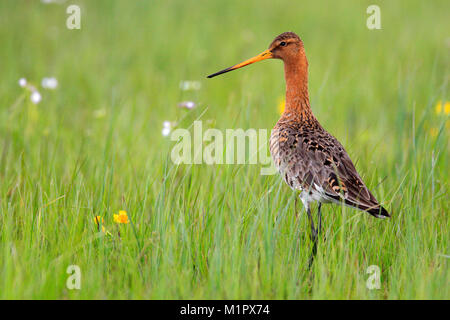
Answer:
270;115;389;218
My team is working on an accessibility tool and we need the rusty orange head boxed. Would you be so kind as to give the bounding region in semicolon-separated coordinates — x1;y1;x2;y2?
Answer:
207;32;304;78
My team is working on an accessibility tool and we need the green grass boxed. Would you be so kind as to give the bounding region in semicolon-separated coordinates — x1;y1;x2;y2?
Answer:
0;0;448;299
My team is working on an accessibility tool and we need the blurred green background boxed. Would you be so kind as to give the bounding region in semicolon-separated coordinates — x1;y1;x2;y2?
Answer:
0;0;448;299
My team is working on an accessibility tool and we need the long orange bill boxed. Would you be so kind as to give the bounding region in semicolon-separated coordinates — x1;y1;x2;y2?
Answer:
207;49;273;78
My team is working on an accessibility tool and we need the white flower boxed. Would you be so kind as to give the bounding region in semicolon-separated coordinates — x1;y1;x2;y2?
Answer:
179;80;201;91
19;78;27;87
41;77;58;89
178;101;196;109
162;127;171;137
30;91;42;104
162;121;172;137
41;0;66;3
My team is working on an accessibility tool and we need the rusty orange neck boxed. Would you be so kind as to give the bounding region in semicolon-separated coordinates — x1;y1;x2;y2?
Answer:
282;53;314;122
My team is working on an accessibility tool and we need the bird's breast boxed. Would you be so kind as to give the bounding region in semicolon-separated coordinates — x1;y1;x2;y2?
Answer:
269;125;304;190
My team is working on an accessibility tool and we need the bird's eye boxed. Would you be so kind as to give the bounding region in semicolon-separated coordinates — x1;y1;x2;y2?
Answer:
280;41;287;47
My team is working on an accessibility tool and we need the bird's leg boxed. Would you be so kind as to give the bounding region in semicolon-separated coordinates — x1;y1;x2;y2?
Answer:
307;204;321;269
306;207;317;242
317;203;322;236
307;206;318;269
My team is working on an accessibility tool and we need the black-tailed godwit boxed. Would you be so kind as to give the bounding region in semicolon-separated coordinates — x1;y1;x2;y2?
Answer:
208;32;390;257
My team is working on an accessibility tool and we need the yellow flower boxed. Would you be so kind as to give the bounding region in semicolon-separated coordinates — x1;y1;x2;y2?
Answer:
429;127;438;138
435;101;450;115
94;216;104;226
435;101;442;114
278;97;285;115
113;210;129;224
94;216;111;235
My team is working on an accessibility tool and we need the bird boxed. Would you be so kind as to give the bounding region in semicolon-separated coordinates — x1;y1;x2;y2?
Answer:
207;32;390;256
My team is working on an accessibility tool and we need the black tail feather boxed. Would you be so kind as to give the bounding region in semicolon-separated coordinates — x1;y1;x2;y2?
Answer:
367;206;390;218
327;193;391;218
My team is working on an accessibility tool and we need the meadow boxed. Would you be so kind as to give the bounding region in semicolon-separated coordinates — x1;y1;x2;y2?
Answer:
0;0;448;299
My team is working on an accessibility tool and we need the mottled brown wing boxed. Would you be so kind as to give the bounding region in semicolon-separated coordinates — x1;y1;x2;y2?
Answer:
319;135;390;217
270;125;389;218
